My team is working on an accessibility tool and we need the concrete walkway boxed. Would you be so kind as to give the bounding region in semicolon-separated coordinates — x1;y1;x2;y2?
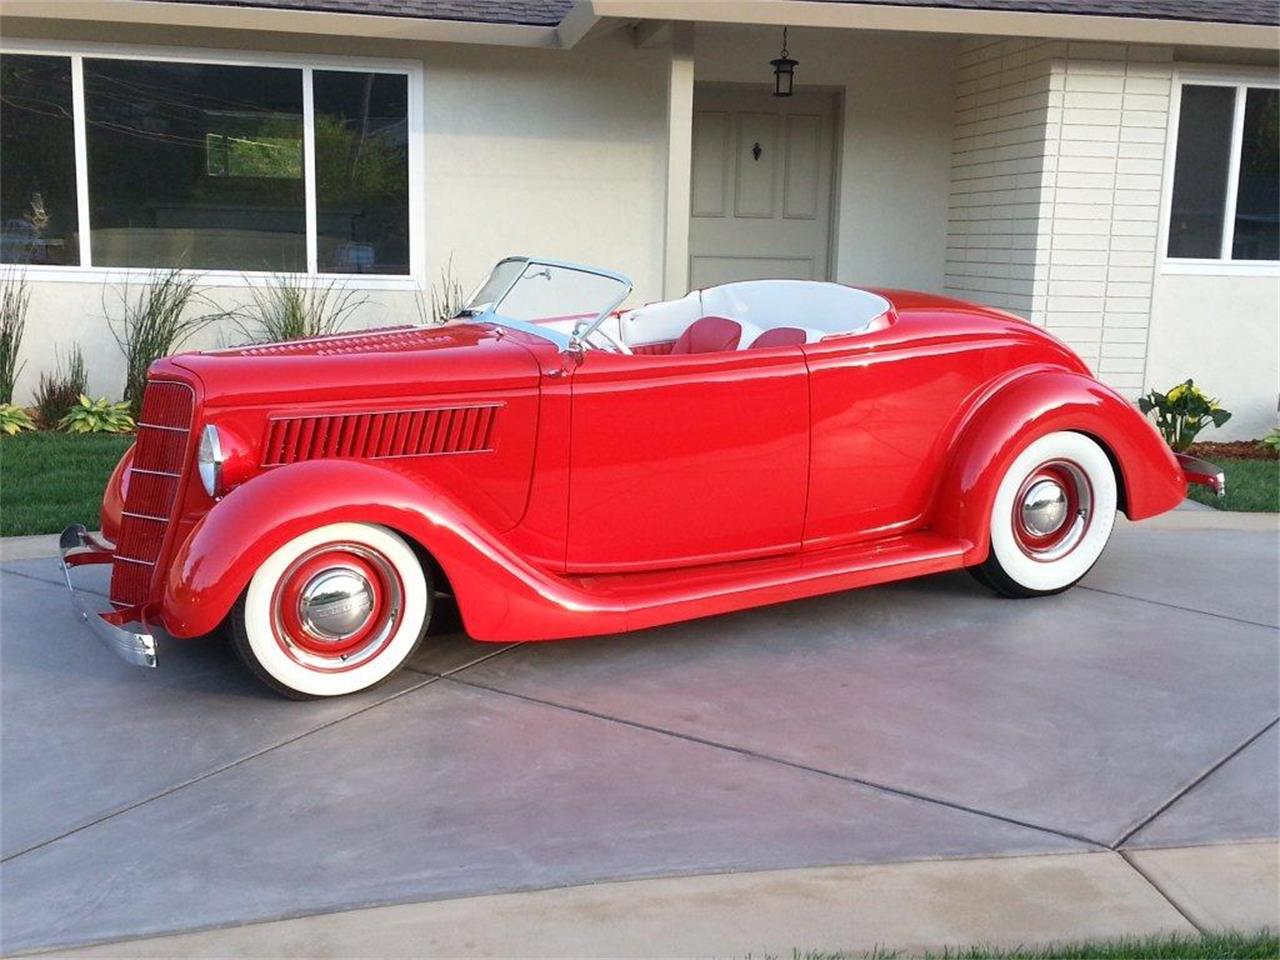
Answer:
1;513;1276;956
58;843;1280;958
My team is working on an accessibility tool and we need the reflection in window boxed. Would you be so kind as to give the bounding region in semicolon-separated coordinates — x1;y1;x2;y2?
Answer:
0;54;80;265
84;59;306;271
1232;87;1279;261
314;71;409;275
1167;85;1235;260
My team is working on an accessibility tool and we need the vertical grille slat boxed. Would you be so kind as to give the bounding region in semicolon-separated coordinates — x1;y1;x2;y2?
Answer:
260;404;500;467
110;381;194;608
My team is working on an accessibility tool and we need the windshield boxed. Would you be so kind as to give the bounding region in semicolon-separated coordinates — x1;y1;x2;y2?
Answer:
462;257;632;347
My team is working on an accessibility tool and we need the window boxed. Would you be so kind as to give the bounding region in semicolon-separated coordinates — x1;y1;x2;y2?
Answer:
0;48;417;279
1167;81;1279;263
314;71;409;275
85;59;306;271
1;55;80;265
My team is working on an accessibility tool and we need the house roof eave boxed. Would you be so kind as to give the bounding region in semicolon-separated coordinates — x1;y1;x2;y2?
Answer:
578;0;1279;51
0;0;569;48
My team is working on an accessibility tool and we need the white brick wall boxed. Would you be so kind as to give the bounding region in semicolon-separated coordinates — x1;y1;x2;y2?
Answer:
946;38;1061;318
946;38;1175;397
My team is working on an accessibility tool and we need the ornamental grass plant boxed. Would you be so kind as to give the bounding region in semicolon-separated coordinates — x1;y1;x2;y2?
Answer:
231;273;367;344
107;269;220;420
0;269;30;405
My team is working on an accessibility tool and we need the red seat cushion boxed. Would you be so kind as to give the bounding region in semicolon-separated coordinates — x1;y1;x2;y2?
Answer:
748;327;807;349
670;316;743;354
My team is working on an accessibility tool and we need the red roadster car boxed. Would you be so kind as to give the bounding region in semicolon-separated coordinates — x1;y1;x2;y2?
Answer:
61;257;1222;698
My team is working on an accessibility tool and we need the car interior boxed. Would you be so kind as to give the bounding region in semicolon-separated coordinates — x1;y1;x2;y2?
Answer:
611;279;893;354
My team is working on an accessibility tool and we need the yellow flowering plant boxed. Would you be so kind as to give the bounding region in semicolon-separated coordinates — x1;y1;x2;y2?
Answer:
1138;379;1231;452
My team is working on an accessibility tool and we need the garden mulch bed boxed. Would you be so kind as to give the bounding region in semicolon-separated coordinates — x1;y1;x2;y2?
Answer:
1186;440;1277;461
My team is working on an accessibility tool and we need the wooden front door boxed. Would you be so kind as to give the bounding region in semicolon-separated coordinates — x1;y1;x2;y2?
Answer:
689;85;837;289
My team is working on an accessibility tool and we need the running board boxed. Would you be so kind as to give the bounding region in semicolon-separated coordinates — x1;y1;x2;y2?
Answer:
565;532;970;633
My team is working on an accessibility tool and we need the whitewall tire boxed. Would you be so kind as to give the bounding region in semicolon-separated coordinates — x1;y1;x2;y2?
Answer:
973;431;1117;598
230;522;431;699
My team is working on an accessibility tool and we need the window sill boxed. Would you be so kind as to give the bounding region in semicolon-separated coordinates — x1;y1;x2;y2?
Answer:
1160;259;1280;278
7;266;424;292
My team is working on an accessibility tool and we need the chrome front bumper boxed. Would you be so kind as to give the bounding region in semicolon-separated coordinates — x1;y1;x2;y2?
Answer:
59;524;158;668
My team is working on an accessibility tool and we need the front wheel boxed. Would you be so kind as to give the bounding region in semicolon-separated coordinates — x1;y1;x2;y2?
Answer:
972;431;1117;598
231;522;431;699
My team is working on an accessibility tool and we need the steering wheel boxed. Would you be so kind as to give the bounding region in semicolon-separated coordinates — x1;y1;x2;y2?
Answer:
584;326;633;355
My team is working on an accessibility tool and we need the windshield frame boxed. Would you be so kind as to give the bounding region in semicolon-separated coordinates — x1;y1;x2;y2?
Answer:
463;256;634;351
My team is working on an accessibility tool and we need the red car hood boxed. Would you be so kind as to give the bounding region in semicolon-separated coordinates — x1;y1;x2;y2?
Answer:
169;322;544;406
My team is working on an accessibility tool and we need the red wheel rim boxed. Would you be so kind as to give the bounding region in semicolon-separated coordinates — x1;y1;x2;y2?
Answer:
269;542;403;673
1010;459;1093;562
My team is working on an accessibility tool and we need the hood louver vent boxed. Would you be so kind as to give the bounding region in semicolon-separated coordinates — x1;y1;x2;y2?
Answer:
262;404;500;466
221;327;457;358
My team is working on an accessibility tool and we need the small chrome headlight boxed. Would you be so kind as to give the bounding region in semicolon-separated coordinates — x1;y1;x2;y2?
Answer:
197;424;224;498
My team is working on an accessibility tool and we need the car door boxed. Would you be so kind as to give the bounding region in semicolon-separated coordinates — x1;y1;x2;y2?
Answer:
565;347;809;572
800;321;1012;549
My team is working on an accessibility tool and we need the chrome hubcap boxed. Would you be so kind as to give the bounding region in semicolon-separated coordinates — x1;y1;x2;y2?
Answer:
298;567;374;641
1020;479;1069;537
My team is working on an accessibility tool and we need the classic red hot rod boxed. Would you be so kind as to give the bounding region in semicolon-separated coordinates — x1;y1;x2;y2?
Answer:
61;257;1222;698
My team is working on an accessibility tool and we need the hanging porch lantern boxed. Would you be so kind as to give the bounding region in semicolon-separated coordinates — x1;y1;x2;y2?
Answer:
771;27;798;97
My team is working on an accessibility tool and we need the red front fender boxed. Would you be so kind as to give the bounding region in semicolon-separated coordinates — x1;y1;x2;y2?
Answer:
99;444;135;545
160;459;627;641
931;369;1186;562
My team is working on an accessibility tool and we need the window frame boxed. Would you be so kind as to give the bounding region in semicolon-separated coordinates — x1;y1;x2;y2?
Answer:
1159;66;1280;277
0;38;425;290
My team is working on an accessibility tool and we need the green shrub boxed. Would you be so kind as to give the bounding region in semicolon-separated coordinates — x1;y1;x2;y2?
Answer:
1260;427;1280;452
1138;379;1232;452
0;270;30;405
107;269;220;420
35;346;88;428
0;402;36;436
231;273;367;343
58;395;135;434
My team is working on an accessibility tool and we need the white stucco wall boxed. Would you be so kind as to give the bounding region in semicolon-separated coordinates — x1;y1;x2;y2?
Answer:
2;20;668;403
695;24;956;292
1147;274;1279;440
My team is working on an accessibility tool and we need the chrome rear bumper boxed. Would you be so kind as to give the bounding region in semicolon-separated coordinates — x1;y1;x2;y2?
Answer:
59;524;158;668
1174;453;1226;498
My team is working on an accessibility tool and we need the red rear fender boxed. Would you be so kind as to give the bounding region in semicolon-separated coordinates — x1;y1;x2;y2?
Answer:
931;369;1185;561
160;459;626;641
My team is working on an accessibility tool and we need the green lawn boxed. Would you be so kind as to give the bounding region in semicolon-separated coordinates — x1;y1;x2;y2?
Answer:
794;929;1277;959
0;432;133;536
1187;457;1280;512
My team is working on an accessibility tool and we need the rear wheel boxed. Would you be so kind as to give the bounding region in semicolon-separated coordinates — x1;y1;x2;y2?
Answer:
231;522;430;699
972;431;1117;598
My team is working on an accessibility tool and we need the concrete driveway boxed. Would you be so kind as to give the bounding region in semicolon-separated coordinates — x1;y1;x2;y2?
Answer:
1;514;1276;954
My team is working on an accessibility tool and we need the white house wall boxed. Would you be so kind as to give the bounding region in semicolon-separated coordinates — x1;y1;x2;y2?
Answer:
1147;276;1278;441
1;19;669;403
694;24;957;292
